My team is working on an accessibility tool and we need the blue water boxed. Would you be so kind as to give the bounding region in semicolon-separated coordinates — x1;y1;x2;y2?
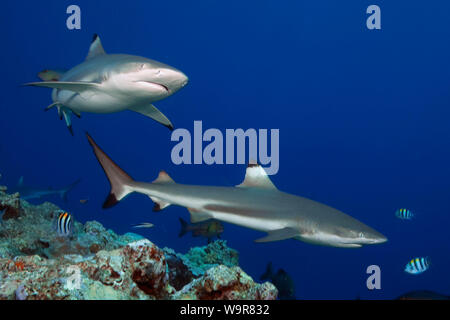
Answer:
1;0;450;299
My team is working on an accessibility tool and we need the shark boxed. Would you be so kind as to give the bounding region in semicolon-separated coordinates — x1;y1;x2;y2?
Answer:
25;34;189;135
9;177;80;202
86;133;387;248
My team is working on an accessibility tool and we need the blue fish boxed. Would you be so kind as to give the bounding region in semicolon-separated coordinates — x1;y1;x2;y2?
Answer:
395;208;414;220
405;257;430;275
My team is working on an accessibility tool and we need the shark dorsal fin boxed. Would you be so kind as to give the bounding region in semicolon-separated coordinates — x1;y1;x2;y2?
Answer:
149;171;174;211
86;34;106;60
237;162;277;190
153;171;175;184
149;172;174;211
17;176;24;186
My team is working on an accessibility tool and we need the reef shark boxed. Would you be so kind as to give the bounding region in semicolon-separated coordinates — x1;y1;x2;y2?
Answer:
25;34;188;134
9;177;80;202
86;133;387;248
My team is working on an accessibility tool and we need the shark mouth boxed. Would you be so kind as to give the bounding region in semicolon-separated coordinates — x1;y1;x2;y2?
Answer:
135;81;170;93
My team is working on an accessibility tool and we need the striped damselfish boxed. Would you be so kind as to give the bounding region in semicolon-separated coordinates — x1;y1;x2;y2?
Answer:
404;257;430;275
54;211;73;237
395;208;414;220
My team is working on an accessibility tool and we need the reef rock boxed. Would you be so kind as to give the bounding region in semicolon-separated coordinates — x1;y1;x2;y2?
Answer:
172;265;278;300
0;186;277;300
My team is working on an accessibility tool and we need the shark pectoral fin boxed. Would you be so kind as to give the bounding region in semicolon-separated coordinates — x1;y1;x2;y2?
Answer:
24;81;99;93
237;162;277;190
86;34;106;60
188;208;212;223
129;104;174;131
150;196;171;212
254;227;299;243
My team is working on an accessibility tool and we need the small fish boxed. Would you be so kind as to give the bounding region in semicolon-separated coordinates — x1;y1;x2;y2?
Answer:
178;218;224;244
131;222;154;229
54;211;73;237
79;199;89;204
395;208;414;220
405;257;430;275
260;262;296;300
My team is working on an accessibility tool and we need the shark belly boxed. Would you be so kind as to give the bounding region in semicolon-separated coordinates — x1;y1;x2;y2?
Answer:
208;210;287;233
54;89;128;113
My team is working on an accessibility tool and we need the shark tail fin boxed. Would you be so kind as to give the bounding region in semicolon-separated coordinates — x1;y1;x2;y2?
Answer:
260;262;273;281
86;133;135;209
60;179;81;202
178;217;189;238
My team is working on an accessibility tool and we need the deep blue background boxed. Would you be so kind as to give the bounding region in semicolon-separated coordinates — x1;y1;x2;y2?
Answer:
1;0;449;299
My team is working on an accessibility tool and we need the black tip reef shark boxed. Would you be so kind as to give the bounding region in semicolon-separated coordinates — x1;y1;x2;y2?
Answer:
25;34;188;135
86;134;387;248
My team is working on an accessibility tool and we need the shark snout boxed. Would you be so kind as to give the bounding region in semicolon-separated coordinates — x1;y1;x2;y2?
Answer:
181;75;189;87
362;229;388;245
371;234;388;244
157;68;188;94
175;72;189;90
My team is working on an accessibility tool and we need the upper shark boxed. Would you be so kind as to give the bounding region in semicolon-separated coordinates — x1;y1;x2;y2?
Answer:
86;133;387;248
9;177;80;202
25;34;188;135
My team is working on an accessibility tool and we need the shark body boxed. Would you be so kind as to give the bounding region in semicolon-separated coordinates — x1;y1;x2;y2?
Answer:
87;134;387;248
25;35;188;134
9;177;80;202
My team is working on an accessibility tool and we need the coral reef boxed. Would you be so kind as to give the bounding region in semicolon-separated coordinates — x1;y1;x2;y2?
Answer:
172;265;278;300
0;186;277;300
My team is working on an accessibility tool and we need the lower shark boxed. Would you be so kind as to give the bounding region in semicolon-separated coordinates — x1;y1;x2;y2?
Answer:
9;177;80;202
86;133;387;248
25;34;188;135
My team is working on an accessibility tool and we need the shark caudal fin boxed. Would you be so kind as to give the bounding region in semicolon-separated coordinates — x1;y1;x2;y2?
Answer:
178;217;189;238
60;179;81;202
86;133;135;208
